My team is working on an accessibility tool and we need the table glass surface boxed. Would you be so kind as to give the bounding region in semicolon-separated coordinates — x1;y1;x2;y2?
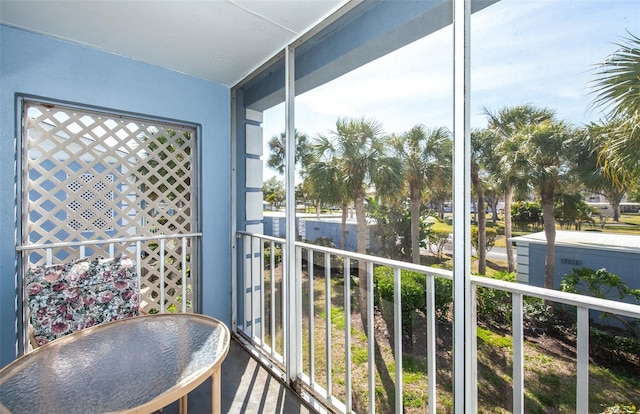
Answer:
0;314;229;414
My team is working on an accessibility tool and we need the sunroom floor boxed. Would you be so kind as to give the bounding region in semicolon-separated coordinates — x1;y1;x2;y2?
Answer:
157;337;314;414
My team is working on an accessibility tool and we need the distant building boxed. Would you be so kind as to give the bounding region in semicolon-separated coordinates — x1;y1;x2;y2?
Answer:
511;231;640;296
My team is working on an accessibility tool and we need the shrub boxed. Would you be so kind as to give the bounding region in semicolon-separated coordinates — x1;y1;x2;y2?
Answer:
511;201;542;231
426;230;450;258
476;271;553;332
561;267;640;335
591;328;640;364
309;237;344;269
374;266;453;342
476;271;514;328
471;226;497;254
263;243;282;267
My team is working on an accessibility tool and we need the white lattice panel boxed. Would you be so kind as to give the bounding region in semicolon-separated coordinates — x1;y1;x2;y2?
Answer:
22;101;198;313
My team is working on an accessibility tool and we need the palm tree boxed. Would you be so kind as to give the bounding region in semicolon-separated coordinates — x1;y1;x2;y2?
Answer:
484;105;555;273
391;125;451;264
590;32;640;179
471;128;494;275
312;117;403;329
574;120;630;222
304;159;349;245
515;118;575;289
266;130;312;175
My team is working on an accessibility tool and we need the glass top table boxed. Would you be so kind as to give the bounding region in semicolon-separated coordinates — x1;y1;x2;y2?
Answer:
0;313;230;414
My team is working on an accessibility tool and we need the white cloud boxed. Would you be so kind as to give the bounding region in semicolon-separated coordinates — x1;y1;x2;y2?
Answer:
263;0;640;168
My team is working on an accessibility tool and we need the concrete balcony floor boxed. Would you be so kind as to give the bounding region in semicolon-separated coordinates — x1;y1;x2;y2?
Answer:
158;338;313;414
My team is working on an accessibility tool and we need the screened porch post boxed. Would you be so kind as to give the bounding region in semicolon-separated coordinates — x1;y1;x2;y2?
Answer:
452;0;475;412
284;44;301;383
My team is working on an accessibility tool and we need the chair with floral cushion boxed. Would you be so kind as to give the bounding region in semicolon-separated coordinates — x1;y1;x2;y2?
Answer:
25;255;141;348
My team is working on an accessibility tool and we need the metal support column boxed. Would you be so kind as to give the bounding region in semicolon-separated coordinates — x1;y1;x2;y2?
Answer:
452;0;473;412
284;45;301;383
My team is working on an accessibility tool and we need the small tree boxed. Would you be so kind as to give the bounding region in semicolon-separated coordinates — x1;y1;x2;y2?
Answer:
426;230;450;259
471;227;497;256
561;267;640;334
554;194;597;230
511;201;543;231
262;176;285;210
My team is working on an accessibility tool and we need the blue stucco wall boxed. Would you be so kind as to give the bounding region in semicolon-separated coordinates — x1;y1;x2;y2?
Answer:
0;25;231;367
527;242;640;327
302;219;359;252
527;243;640;293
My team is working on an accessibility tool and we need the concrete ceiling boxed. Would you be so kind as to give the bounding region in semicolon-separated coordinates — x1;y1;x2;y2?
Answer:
0;0;348;86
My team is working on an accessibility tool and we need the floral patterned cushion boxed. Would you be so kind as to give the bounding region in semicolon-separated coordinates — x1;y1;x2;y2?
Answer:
26;256;140;346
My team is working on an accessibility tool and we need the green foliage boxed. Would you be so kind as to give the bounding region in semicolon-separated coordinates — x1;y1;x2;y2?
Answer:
476;271;515;328
373;266;453;331
262;176;285;210
367;198;434;261
511;200;543;231
351;346;368;364
477;326;512;348
601;403;639;414
562;267;640;359
425;230;450;258
266;130;312;174
471;226;497;253
309;237;344;269
554;193;597;230
591;328;640;363
375;267;425;331
263;243;282;267
561;267;640;303
476;271;554;332
367;199;413;260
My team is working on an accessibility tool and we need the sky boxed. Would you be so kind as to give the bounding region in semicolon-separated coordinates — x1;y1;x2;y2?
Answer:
262;0;640;181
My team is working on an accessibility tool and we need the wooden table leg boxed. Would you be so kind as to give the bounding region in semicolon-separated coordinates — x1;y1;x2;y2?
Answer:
179;395;187;414
211;369;221;414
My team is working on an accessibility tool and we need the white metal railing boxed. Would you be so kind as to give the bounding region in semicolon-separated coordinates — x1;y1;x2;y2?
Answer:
236;231;640;414
17;232;202;351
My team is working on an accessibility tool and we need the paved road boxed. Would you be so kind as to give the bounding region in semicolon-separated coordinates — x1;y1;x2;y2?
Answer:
423;240;514;262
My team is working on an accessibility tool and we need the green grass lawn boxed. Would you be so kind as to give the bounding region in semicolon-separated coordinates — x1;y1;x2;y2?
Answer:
262;264;640;413
430;213;640;249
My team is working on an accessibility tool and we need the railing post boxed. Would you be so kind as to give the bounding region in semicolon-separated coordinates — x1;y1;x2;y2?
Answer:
471;285;478;413
393;267;403;414
181;237;188;313
259;238;265;345
367;261;375;414
160;239;165;313
512;292;524;414
308;248;315;384
136;241;142;309
325;252;332;402
344;258;352;413
576;307;589;413
426;274;436;414
270;240;276;358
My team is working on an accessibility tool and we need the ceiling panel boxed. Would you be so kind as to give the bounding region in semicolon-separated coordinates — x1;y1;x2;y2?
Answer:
0;0;347;86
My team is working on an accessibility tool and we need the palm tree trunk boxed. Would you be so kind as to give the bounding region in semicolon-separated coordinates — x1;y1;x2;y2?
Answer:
472;168;486;275
355;195;369;332
491;199;499;223
410;186;421;264
542;191;556;290
340;201;348;249
504;186;515;273
613;203;620;222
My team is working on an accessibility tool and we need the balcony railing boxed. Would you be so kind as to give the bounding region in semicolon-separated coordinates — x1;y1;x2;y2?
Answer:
17;232;202;352
236;231;640;414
